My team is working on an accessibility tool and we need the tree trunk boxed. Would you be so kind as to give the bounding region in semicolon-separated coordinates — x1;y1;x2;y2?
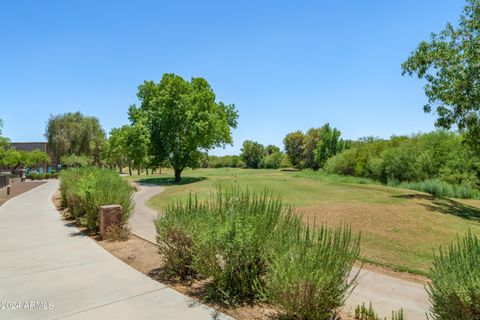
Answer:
174;168;182;182
137;166;141;176
119;164;123;174
128;163;132;176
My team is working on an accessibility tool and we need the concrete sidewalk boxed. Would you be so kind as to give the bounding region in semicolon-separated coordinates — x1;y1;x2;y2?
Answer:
130;183;164;243
0;180;231;320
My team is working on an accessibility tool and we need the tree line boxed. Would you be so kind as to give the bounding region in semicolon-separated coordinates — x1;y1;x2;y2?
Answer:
325;131;480;189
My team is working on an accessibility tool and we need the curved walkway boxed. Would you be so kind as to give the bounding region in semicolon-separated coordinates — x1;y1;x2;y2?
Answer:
130;183;164;243
131;184;430;319
0;180;230;320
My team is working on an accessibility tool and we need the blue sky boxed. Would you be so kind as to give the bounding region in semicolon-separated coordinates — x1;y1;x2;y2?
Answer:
0;0;464;155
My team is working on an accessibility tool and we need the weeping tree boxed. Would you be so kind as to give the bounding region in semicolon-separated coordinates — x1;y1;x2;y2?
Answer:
45;112;106;166
129;73;238;182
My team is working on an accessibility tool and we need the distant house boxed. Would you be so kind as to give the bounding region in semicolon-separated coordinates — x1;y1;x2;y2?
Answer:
1;142;53;174
10;142;48;154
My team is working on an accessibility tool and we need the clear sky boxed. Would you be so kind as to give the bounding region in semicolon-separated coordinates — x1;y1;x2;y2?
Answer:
0;0;464;155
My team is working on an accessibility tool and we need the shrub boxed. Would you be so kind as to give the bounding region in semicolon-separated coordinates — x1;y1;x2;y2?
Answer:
267;224;360;320
155;187;361;318
325;131;480;198
193;190;287;303
59;167;88;216
59;167;134;231
27;172;37;180
279;154;292;168
44;173;52;179
427;231;480;319
392;179;480;200
355;302;404;320
156;189;287;303
104;222;130;242
261;152;284;169
155;196;199;279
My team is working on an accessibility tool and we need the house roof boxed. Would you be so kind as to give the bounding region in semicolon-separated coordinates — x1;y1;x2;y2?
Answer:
10;142;48;152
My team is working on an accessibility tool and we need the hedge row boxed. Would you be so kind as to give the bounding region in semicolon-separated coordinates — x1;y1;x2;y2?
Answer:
59;167;134;231
27;172;59;180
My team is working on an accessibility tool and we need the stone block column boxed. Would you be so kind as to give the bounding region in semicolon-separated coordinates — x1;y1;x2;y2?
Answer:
99;205;123;239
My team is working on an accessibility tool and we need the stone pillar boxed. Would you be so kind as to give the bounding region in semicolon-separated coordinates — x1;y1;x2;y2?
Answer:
99;205;123;239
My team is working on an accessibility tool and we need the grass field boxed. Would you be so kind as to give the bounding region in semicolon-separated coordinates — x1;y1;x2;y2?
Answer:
130;168;480;275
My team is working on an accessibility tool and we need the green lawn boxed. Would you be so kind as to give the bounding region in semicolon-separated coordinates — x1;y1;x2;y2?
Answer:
129;168;480;275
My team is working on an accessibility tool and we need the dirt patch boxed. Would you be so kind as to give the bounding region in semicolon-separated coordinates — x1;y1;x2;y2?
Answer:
0;180;46;206
97;235;279;320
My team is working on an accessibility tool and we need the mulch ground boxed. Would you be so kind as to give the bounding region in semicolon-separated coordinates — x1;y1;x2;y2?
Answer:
0;180;46;206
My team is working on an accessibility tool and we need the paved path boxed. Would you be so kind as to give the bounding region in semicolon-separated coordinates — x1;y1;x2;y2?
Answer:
130;183;164;243
0;180;230;320
131;183;431;319
345;267;429;319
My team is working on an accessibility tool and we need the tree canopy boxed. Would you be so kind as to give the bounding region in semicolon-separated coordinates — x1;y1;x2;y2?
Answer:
402;0;480;151
283;125;348;170
283;131;305;168
45;112;106;165
241;140;265;168
130;73;238;181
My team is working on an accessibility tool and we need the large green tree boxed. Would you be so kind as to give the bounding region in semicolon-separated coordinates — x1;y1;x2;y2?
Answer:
402;0;480;151
303;128;323;170
26;149;51;169
104;126;129;173
130;74;238;182
283;131;305;168
45;112;106;165
241;140;265;168
124;124;150;175
314;123;347;169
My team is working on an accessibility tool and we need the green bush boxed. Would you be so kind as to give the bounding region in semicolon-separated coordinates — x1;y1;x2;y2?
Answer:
325;131;480;199
261;152;285;169
59;167;87;216
194;190;287;303
355;302;404;320
156;190;287;303
392;179;480;199
28;172;53;180
427;231;480;319
154;196;199;279
155;188;361;318
267;224;360;320
27;173;37;180
59;167;134;231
